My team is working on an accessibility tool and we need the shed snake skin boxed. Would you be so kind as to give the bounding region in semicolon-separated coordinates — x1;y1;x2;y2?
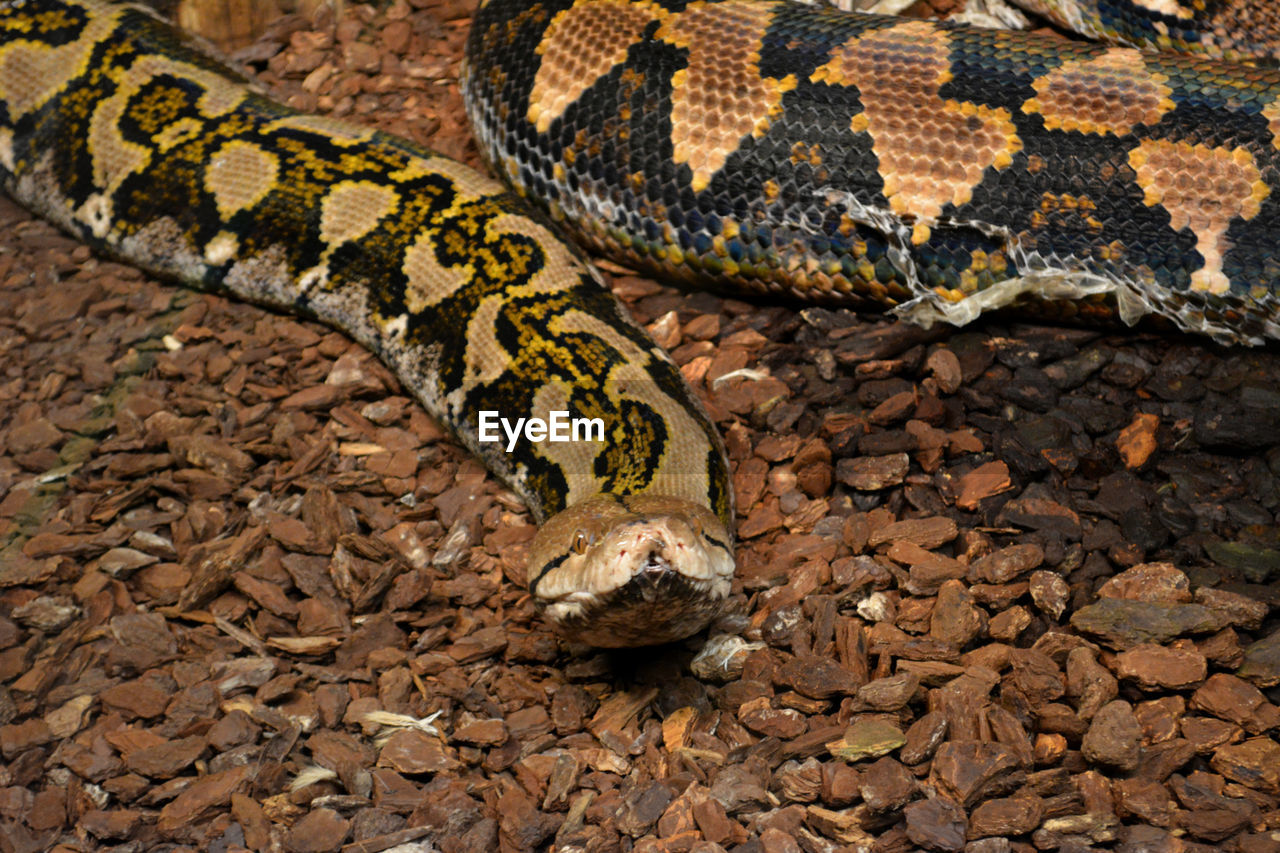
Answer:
2;0;1278;645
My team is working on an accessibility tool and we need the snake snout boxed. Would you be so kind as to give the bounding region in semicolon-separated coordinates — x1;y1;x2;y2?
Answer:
526;493;737;646
638;539;672;579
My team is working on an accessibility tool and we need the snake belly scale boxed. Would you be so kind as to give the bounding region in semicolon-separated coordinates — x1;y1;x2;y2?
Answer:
3;0;1280;645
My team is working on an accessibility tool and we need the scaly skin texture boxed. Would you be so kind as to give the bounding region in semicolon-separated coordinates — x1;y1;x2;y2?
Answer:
1016;0;1280;66
0;0;733;646
7;0;1280;643
525;493;735;647
462;0;1280;345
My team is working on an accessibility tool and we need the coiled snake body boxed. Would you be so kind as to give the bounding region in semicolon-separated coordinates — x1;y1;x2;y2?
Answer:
463;0;1280;344
2;0;1279;645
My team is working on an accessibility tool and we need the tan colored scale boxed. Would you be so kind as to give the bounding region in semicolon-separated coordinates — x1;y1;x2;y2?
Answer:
317;180;400;247
1128;140;1269;294
401;230;473;311
1129;0;1194;17
459;295;515;390
265;114;376;142
0;7;124;119
656;0;796;192
204;140;279;219
529;0;663;133
529;0;801;192
1023;48;1175;135
811;21;1021;244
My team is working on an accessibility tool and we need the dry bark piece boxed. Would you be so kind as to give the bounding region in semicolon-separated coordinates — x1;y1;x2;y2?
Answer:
968;793;1045;838
156;764;255;838
376;730;459;775
804;803;875;845
969;544;1043;584
930;740;1023;806
1082;700;1142;772
996;493;1082;539
859;756;916;811
890;540;967;594
1238;629;1280;688
1114;643;1208;690
1189;673;1280;733
928;666;1000;741
737;696;806;739
1070;598;1221;649
10;595;79;632
777;656;863;699
955;461;1013;510
1008;648;1065;706
287;807;351;852
855;671;920;712
1133;695;1184;744
926;348;963;393
904;795;968;852
691;634;763;682
453;718;508;747
826;718;906;762
1194;587;1268;631
1096;562;1191;603
867;516;958;549
1209;738;1280;795
1065;647;1118;720
1113;777;1177;827
900;711;948;765
929;580;986;648
1116;412;1159;468
79;809;144;841
835;453;909;490
988;605;1030;641
179;527;268;610
1028;570;1070;620
125;735;207;779
1181;715;1242;754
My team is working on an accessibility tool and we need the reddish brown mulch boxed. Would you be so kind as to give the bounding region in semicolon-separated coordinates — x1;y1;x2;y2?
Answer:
0;2;1278;852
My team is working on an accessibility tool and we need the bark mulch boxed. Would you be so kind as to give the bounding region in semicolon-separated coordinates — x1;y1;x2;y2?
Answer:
0;1;1278;851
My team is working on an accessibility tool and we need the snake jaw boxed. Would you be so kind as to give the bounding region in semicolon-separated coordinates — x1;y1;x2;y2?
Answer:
527;494;735;647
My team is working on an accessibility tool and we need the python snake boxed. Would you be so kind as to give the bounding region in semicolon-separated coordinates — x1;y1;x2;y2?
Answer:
1;0;1278;646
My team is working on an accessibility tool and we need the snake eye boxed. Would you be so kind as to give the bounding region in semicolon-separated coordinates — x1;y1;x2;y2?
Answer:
571;530;594;555
689;516;703;538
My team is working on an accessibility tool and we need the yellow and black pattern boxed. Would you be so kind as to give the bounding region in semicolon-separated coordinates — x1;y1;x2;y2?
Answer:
8;0;1280;643
0;0;736;643
463;0;1280;345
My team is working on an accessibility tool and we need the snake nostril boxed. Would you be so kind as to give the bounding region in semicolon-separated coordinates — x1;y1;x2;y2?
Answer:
641;542;668;568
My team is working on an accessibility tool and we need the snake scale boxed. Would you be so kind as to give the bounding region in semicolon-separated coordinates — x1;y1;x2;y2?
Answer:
2;0;1279;646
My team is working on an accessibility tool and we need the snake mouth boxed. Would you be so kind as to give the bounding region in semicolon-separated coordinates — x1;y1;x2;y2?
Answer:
527;494;736;647
634;540;682;586
547;557;728;648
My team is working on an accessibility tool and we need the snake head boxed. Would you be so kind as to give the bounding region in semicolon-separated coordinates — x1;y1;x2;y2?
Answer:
526;494;735;647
